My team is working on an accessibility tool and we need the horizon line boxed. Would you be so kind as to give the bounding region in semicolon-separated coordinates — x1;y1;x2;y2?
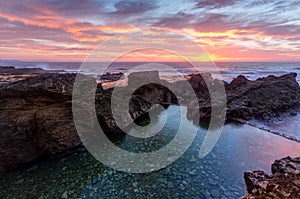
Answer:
1;60;300;63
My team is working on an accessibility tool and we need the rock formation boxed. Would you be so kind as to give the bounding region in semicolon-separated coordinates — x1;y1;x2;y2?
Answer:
185;73;300;124
241;156;300;199
0;66;64;84
226;73;300;121
0;74;78;172
0;71;299;172
0;72;176;171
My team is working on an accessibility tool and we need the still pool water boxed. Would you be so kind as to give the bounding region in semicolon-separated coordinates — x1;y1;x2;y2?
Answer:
1;106;300;198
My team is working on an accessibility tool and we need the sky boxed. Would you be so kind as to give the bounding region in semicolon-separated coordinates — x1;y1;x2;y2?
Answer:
0;0;300;62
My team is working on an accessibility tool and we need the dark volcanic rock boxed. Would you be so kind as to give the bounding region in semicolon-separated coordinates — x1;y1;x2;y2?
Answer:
271;156;300;174
0;66;63;74
242;156;300;199
0;66;64;84
0;73;75;104
226;73;300;121
0;74;79;171
185;73;300;123
98;72;124;82
0;109;39;172
0;72;174;171
35;102;80;155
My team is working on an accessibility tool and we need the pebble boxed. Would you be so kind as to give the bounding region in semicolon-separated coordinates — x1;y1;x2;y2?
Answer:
62;191;68;199
188;169;197;176
167;182;174;188
189;156;197;163
180;184;185;191
15;179;24;184
26;165;39;172
132;182;138;188
209;178;217;185
210;189;220;198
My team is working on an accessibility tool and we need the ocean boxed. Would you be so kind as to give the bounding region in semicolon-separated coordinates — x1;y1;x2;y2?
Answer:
1;61;300;83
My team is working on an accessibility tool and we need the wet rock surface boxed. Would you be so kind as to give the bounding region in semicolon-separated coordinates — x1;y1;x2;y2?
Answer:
242;156;300;199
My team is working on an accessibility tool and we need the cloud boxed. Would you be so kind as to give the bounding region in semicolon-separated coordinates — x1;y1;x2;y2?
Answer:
193;0;237;9
0;0;300;61
111;0;158;15
0;1;44;20
152;12;194;28
152;12;238;32
262;25;300;35
0;17;75;43
193;13;237;32
37;0;105;18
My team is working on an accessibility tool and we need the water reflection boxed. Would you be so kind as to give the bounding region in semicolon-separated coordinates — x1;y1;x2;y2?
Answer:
1;106;300;199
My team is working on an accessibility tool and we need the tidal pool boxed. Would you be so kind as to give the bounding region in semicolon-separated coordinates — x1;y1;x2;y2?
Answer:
1;106;300;198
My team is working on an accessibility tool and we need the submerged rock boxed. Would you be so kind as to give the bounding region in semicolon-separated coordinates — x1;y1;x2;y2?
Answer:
241;156;300;199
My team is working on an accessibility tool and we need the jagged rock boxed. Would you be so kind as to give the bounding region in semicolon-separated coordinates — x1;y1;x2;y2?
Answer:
0;74;79;171
0;66;63;74
241;156;300;199
185;73;300;123
226;73;300;121
95;77;177;134
0;66;64;84
0;73;75;105
0;72;173;171
271;156;300;174
98;72;124;82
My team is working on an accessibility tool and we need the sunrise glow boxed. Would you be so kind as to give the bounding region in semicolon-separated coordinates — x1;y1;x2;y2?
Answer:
0;0;300;62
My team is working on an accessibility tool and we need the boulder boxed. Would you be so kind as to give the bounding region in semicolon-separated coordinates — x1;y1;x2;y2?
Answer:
0;72;172;171
241;156;300;199
185;73;300;122
271;156;300;174
0;74;79;171
226;73;300;121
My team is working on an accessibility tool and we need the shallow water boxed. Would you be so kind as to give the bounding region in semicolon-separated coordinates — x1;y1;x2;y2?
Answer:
1;106;300;198
251;113;300;141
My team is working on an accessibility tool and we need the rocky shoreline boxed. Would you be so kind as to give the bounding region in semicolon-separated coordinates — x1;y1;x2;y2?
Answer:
0;66;64;85
0;69;299;172
0;68;300;198
241;156;300;198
